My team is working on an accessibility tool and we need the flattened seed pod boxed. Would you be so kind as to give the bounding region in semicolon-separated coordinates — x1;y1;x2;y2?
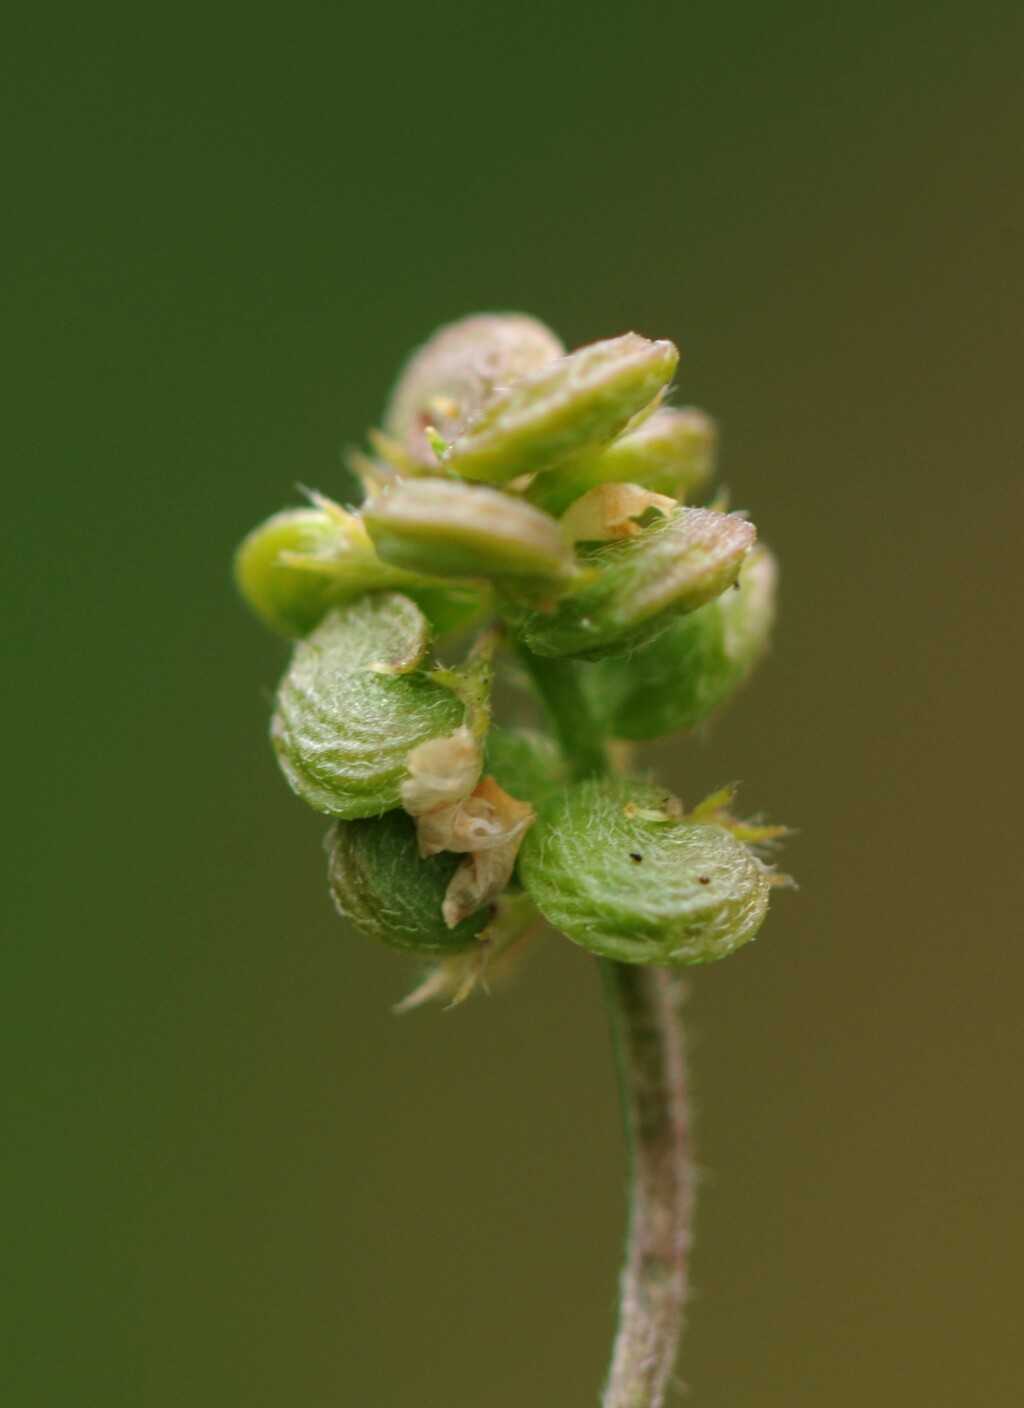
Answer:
384;313;565;468
234;502;483;640
234;506;359;638
585;546;777;739
271;593;464;818
518;779;771;965
363;478;574;584
539;407;718;516
514;507;755;660
442;334;679;484
327;811;489;953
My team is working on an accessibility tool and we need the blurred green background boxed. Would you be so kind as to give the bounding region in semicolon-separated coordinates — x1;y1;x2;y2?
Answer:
6;2;1022;1404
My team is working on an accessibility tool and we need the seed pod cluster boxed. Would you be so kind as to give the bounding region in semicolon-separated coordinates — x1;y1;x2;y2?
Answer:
235;313;787;995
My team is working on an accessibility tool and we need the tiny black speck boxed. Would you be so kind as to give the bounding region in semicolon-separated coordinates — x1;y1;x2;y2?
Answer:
698;876;710;884
630;852;643;862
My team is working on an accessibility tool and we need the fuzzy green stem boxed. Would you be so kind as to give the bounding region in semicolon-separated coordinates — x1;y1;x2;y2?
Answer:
515;648;608;780
600;961;693;1408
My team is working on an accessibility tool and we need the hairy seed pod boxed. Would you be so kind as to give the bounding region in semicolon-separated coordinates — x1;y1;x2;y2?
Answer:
327;811;489;953
384;313;565;467
363;478;574;584
537;407;717;515
585;546;777;739
271;594;464;818
234;506;361;637
518;779;771;965
513;507;755;660
234;502;484;640
442;334;679;484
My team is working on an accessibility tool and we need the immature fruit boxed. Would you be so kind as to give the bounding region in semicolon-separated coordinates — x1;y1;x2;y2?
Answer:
234;506;358;637
442;334;679;483
384;313;565;468
234;502;483;639
327;811;489;953
363;478;574;585
585;546;777;738
535;406;717;515
271;594;464;818
513;507;755;660
519;779;771;965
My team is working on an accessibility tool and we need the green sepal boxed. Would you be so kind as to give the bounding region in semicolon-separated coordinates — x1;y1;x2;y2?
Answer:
363;478;574;586
327;811;488;954
584;546;777;738
442;334;679;484
518;778;771;965
510;507;755;660
532;406;717;515
383;313;565;468
271;594;465;818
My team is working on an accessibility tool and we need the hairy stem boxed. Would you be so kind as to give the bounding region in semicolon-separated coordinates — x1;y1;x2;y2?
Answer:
601;960;693;1408
518;643;694;1403
515;649;608;780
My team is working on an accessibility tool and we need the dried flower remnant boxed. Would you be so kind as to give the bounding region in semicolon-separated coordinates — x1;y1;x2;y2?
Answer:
400;725;483;821
440;778;537;927
401;728;535;927
560;482;677;544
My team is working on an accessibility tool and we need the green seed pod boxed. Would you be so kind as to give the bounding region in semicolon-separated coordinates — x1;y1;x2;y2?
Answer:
512;507;755;660
327;811;489;953
442;334;679;484
518;779;771;965
484;726;569;813
383;313;565;468
362;478;574;585
234;506;357;638
235;502;416;634
271;593;464;818
535;407;717;515
235;502;489;640
585;546;777;739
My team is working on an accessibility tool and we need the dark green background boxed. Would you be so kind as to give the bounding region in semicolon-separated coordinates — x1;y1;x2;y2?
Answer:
6;3;1022;1404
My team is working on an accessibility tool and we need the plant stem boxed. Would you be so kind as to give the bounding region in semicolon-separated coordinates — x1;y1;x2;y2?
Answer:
521;650;695;1408
519;643;694;1404
515;649;607;780
600;960;694;1408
